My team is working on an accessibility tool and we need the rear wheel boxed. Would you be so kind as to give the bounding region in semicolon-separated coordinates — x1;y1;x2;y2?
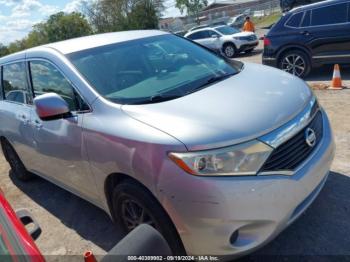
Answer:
1;140;33;181
112;180;186;255
223;43;236;58
279;50;311;78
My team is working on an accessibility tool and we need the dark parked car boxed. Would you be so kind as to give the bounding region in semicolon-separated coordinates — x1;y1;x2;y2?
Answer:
280;0;323;12
263;0;350;77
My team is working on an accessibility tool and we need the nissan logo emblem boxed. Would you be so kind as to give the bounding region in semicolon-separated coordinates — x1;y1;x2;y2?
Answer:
305;128;317;147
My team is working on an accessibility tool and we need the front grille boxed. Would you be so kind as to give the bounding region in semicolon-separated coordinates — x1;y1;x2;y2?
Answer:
246;35;257;41
260;110;323;172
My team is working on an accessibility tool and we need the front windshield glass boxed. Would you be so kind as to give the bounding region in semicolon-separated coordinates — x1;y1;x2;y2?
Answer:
215;26;240;35
67;34;241;105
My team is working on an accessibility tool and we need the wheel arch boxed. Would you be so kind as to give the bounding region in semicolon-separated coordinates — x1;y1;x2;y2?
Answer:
222;41;237;51
104;172;157;220
276;45;312;65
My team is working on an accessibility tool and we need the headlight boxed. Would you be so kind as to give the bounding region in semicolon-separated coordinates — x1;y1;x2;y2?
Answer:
169;140;273;176
233;36;247;40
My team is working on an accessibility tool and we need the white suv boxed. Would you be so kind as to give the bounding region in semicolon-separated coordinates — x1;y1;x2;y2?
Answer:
185;25;259;58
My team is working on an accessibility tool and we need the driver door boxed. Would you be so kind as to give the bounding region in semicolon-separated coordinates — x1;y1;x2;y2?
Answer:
27;59;97;199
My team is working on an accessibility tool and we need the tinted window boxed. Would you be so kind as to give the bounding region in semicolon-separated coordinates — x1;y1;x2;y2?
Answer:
2;62;30;104
5;91;26;103
311;3;348;26
286;12;303;27
207;30;220;37
68;35;240;105
215;26;240;35
301;10;311;27
30;61;80;111
188;31;203;40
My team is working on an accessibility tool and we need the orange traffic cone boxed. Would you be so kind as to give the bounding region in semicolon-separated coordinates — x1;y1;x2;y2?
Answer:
84;251;97;262
328;64;344;90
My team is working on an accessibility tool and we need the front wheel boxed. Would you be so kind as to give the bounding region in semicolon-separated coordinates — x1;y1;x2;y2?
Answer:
223;43;236;58
112;181;186;255
279;50;311;78
1;140;33;181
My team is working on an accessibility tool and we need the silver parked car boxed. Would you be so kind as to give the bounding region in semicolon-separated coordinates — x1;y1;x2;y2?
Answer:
0;31;335;257
185;26;259;58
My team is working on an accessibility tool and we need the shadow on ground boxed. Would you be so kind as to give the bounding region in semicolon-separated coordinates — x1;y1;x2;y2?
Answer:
9;171;123;252
241;172;350;261
10;171;350;258
306;65;350;82
235;48;263;58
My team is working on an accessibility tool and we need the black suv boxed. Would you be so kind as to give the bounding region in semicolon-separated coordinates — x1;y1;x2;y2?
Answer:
263;0;350;77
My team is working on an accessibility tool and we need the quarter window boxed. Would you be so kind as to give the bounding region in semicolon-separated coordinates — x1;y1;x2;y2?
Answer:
2;62;30;104
311;3;348;26
29;60;85;111
301;10;311;27
286;12;304;27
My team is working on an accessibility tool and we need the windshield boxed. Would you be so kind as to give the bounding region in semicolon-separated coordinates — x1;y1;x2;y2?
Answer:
215;26;240;35
67;34;241;105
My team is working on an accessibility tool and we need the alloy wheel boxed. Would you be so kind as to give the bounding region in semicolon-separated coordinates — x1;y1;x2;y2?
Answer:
281;54;306;76
224;45;235;58
121;197;157;231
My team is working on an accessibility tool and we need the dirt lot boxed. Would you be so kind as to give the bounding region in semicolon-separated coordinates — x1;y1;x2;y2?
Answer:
1;36;350;260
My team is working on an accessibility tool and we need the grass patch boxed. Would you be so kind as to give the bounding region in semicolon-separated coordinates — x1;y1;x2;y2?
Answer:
252;12;282;28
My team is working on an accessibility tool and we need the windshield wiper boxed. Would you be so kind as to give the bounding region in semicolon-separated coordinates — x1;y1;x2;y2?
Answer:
145;94;183;104
187;72;236;95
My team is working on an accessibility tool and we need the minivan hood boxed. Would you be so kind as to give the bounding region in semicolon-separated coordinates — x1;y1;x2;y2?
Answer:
122;63;313;151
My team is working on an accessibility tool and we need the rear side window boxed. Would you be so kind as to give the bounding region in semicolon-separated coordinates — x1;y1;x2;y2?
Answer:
188;31;208;40
2;62;30;104
286;12;304;27
311;3;348;26
30;60;81;111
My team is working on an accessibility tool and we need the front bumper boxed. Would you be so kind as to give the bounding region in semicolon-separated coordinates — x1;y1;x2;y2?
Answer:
158;110;335;256
262;56;278;67
237;41;259;52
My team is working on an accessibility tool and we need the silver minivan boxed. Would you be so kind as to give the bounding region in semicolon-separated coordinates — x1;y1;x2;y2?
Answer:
0;31;335;257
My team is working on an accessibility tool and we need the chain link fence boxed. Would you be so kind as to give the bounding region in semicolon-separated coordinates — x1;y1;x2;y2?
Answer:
161;0;281;32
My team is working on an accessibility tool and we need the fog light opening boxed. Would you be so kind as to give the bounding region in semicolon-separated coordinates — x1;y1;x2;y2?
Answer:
230;230;239;245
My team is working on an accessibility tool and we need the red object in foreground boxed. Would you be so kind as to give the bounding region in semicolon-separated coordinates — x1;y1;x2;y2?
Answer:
84;251;97;262
0;190;45;262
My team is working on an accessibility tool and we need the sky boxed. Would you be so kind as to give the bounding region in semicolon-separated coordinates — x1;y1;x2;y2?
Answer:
0;0;182;45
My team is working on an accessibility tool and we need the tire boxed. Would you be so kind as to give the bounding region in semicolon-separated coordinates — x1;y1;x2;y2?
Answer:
223;43;236;58
278;50;311;78
112;180;186;255
1;140;33;181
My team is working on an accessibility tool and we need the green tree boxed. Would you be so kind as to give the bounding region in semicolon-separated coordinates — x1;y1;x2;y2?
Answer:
175;0;208;24
43;12;92;43
85;0;164;33
0;44;9;57
3;11;92;55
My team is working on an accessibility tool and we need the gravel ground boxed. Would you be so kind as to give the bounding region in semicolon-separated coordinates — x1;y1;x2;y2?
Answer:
0;36;349;260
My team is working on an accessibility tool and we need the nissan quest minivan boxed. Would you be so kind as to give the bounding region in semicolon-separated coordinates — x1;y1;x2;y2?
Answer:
0;31;335;257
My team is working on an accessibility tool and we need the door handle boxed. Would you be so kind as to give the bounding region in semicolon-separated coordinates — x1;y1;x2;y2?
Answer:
300;31;310;36
19;114;30;125
34;120;43;129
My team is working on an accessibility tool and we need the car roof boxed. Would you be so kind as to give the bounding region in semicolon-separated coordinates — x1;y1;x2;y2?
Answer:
185;26;217;36
0;30;169;63
290;0;349;13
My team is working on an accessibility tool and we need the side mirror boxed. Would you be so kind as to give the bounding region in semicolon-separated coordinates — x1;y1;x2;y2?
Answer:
211;34;220;39
34;93;70;121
